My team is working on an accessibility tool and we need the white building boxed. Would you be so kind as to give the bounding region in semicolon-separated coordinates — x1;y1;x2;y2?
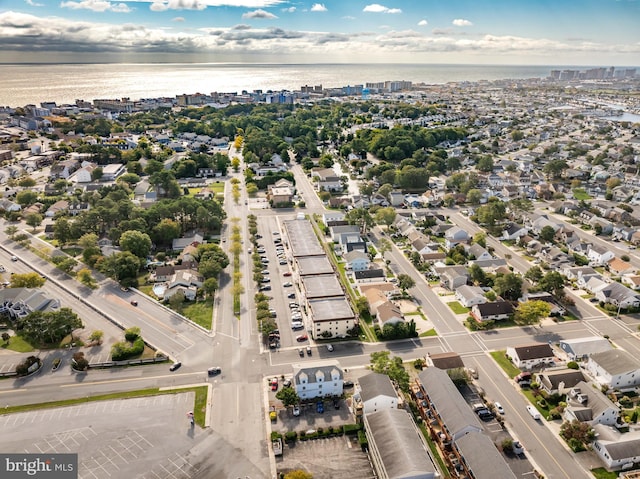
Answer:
292;360;344;400
358;372;398;414
585;349;640;390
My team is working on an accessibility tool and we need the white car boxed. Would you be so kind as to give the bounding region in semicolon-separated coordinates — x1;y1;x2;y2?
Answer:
0;265;5;273
283;282;292;287
494;402;505;415
512;441;524;455
326;344;334;352
292;405;300;416
526;405;541;420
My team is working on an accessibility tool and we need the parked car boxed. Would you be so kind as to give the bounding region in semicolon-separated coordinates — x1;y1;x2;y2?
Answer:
207;367;221;376
283;378;291;388
270;377;278;391
10;256;17;262
279;260;287;265
296;335;308;342
306;346;312;356
169;362;182;371
343;380;354;388
259;285;271;291
333;398;340;409
292;405;300;416
326;344;334;352
526;405;541;420
512;441;524;455
298;348;304;357
495;402;505;415
287;293;296;299
283;282;292;287
291;322;304;330
316;400;324;414
0;265;5;273
283;272;292;277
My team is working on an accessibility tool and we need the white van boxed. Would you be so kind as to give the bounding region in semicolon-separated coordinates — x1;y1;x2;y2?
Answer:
526;405;541;420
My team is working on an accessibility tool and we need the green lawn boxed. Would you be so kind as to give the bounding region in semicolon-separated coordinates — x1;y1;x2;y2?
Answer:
419;329;437;337
209;182;225;195
183;299;214;329
61;247;82;257
572;188;591;201
591;468;618;479
1;335;35;352
447;301;470;314
418;423;450;477
490;350;521;378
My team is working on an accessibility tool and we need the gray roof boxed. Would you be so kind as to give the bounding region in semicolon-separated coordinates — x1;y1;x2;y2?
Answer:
292;360;343;386
309;297;355;322
418;368;482;438
295;255;334;276
366;409;436;479
358;372;397;403
538;369;584;391
593;425;640;461
455;431;517;479
566;381;617;422
559;337;612;358
303;274;344;298
455;285;485;302
589;349;640;375
283;219;325;257
512;343;554;360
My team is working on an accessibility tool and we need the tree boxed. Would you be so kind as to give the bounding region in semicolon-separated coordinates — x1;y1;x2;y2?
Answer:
523;264;543;283
370;351;410;392
539;225;556;243
53;218;72;245
72;352;89;371
119;230;152;259
1;332;9;343
354;296;369;316
151;218;180;247
10;272;46;288
397;273;416;292
472;231;486;248
168;291;186;311
202;277;218;297
475;201;507;228
91;167;104;181
89;330;104;345
18;177;36;188
16;307;82;345
97;251;141;283
514;300;551;326
560;420;595;444
538;271;565;297
374;207;396;227
469;263;487;286
475;155;494;172
466;188;483;205
344;207;374;235
543;159;568;179
24;212;43;232
16;190;38;207
493;273;523;301
4;225;18;240
275;387;300;407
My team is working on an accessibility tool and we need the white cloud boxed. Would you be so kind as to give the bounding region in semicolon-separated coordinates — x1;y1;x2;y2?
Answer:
172;16;185;21
418;19;427;26
25;0;45;6
60;0;131;12
342;15;355;20
363;3;401;14
128;0;286;7
281;6;295;12
149;0;209;11
242;9;278;19
452;18;473;26
310;3;327;12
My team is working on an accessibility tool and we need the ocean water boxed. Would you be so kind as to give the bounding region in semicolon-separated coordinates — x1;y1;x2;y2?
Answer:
0;63;589;108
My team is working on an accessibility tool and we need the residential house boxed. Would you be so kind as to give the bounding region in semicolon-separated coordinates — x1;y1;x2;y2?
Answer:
376;301;404;328
329;225;361;243
530;215;561;235
426;352;465;371
344;250;370;271
607;257;634;276
357;372;398;414
437;266;469;290
312;167;342;192
444;227;470;250
506;343;555;370
268;186;294;205
102;163;126;181
388;190;404;207
502;223;528;241
454;285;487;308
471;301;514;322
537;368;585;395
292;360;344;400
558;337;613;361
466;243;492;261
589;217;614;235
73;165;95;183
563;382;621;427
45;200;69;217
322;211;345;225
622;274;640;290
172;233;204;252
591;424;640;471
594;282;640;309
563;266;598;282
585;349;640;390
0;198;21;212
163;269;203;301
354;269;386;284
587;244;615;266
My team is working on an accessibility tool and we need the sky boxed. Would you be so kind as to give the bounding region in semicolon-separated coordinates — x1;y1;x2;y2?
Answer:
0;0;639;65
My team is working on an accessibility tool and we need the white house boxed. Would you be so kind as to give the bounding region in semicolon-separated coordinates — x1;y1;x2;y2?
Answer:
466;243;492;261
592;424;640;471
454;285;487;308
444;227;469;250
594;282;640;309
322;211;345;225
585;349;640;390
587;244;615;266
563;382;620;427
102;163;126;181
357;372;398;414
502;224;528;241
506;343;555;370
292;360;344;400
558;337;613;361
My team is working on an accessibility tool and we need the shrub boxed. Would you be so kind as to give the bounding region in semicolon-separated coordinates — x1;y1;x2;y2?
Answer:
124;326;141;342
270;431;282;441
549;407;563;420
567;361;579;370
285;431;298;442
343;424;362;435
16;355;41;376
357;430;368;450
111;337;145;361
299;430;307;441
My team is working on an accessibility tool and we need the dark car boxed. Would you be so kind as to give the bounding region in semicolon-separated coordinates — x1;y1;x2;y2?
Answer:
169;362;182;371
130;300;138;306
333;398;340;409
298;348;304;357
259;285;271;291
287;293;296;299
343;380;354;388
316;400;324;414
207;367;221;376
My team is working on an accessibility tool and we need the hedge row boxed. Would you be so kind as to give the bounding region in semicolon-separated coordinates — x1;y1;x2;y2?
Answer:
283;424;362;442
111;337;145;361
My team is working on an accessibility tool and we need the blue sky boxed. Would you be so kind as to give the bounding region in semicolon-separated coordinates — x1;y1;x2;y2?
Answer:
0;0;638;64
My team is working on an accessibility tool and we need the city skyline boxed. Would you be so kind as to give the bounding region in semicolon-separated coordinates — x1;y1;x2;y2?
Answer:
0;0;639;65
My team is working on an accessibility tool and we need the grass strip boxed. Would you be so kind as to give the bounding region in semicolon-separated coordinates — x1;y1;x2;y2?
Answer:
0;386;209;427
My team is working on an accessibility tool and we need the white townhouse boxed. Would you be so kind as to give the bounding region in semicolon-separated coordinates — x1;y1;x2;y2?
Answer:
292;360;344;400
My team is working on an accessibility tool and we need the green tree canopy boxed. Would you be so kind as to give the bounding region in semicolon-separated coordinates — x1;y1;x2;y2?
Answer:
493;272;523;301
370;351;410;392
275;387;300;407
119;230;152;259
10;272;46;289
514;300;551;325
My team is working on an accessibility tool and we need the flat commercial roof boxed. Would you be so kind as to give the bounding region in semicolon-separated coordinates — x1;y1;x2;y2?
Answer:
283;219;325;257
303;274;344;298
296;256;334;276
309;297;355;322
